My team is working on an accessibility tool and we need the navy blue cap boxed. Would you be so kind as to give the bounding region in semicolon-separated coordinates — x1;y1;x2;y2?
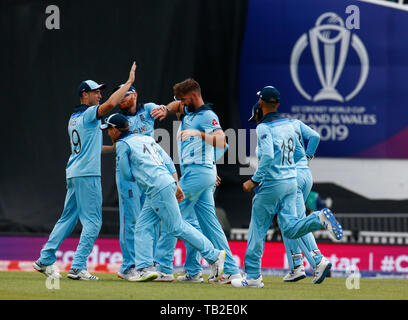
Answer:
100;113;129;130
248;101;260;122
257;86;280;103
78;80;106;96
115;84;137;96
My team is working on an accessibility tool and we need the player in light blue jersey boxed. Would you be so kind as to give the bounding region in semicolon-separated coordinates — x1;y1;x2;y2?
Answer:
231;86;343;289
102;113;226;282
111;84;169;281
280;118;332;284
152;78;241;284
33;62;137;281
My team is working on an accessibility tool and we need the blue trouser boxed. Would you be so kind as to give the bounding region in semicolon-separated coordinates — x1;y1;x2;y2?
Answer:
244;178;323;280
38;176;102;270
155;165;239;275
134;182;220;269
116;172;147;274
278;168;323;271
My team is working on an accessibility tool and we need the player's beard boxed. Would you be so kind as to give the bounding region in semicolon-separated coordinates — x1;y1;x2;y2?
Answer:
186;101;196;113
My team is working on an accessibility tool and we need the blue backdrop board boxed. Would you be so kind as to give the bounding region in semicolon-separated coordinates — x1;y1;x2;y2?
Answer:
239;0;408;158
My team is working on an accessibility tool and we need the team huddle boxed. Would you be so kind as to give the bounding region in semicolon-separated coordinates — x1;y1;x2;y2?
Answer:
32;62;343;289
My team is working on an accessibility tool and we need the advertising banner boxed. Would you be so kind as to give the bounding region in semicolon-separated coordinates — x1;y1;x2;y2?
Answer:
239;0;408;158
1;236;407;276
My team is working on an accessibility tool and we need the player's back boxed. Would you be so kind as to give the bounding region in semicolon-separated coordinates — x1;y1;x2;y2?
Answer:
119;134;175;197
66;105;102;178
257;118;304;181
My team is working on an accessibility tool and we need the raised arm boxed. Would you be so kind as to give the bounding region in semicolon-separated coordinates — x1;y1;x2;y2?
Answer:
98;62;136;118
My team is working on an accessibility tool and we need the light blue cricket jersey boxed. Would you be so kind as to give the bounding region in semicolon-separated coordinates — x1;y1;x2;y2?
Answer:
177;104;222;170
252;113;305;183
290;119;320;169
122;102;160;137
116;102;160;174
116;132;176;198
66;104;102;178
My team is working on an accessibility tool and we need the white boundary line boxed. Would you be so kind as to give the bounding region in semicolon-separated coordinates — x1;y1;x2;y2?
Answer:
358;0;408;12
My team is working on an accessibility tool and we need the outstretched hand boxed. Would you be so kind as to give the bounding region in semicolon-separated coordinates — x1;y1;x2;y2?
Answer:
151;105;168;121
177;129;201;141
128;61;137;84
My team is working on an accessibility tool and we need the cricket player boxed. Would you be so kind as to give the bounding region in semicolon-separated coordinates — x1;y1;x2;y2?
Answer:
33;62;137;280
102;113;226;282
281;116;332;284
112;84;170;281
152;78;241;284
231;86;343;289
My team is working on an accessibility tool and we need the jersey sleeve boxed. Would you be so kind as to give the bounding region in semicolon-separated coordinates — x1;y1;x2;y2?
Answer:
252;124;274;183
298;120;320;158
294;132;306;164
82;105;100;126
214;143;228;162
144;102;161;118
116;141;134;181
199;111;222;133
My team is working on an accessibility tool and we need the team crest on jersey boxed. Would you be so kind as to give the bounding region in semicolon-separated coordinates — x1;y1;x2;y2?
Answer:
139;114;145;122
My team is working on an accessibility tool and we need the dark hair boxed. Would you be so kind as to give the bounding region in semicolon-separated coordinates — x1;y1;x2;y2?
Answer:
173;78;201;97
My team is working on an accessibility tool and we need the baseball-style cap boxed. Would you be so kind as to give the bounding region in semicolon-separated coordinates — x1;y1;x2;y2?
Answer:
248;101;260;122
115;84;137;96
257;86;280;103
78;80;106;96
100;113;129;130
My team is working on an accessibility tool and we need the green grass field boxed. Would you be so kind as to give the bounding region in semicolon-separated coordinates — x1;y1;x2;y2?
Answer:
1;271;407;300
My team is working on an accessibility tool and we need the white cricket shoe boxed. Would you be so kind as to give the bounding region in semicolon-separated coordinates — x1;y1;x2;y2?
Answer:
231;276;264;288
318;208;343;241
208;250;226;283
312;257;332;284
126;268;158;282
32;261;62;279
176;272;204;283
67;269;99;280
153;271;174;282
117;268;138;281
283;265;306;282
217;273;242;284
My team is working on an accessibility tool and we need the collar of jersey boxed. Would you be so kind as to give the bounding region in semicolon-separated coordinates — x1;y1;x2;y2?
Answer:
120;103;143;117
118;130;132;140
191;103;213;113
258;111;284;124
73;104;90;113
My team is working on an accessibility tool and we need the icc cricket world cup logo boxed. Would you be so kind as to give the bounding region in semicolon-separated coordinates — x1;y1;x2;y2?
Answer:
290;12;369;102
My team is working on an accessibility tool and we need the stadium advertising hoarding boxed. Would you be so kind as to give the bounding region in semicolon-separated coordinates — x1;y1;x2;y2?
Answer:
1;236;407;277
239;0;408;158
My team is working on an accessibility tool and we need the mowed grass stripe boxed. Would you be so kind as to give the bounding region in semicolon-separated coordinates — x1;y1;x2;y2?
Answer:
0;271;407;300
